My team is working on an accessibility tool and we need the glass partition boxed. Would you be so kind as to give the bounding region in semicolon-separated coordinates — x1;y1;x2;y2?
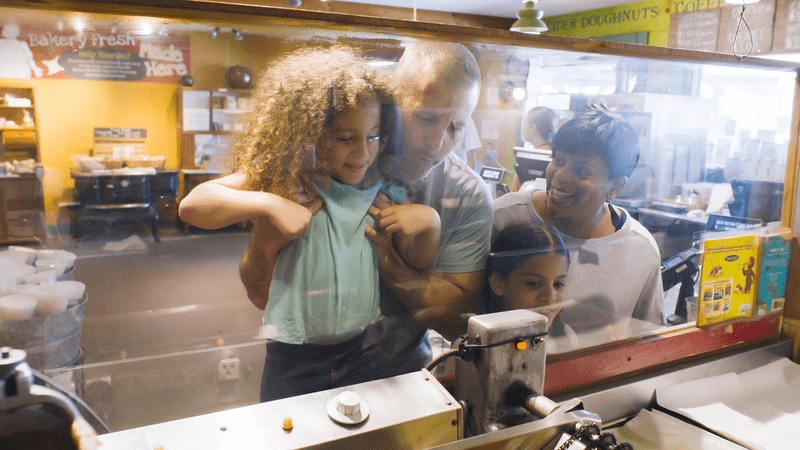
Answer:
0;2;796;431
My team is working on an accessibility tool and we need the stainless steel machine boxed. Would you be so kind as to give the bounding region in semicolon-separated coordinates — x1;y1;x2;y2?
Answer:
446;309;628;450
455;309;555;436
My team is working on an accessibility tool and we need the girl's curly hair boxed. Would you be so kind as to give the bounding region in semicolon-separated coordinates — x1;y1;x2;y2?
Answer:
229;45;396;202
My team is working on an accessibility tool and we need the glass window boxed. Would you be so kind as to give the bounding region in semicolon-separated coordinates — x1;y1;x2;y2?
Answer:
0;4;794;432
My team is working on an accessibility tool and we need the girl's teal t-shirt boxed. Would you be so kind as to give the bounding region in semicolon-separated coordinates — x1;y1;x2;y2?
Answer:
264;179;395;345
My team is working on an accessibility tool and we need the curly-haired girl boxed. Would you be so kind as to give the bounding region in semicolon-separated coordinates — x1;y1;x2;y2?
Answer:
179;45;441;401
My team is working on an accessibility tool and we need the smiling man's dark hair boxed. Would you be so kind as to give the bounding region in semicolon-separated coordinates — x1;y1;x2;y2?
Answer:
552;106;639;180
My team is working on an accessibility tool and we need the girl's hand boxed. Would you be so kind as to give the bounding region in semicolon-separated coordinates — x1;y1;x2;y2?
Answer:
365;222;406;270
368;191;393;218
275;196;323;240
373;204;440;238
256;197;323;250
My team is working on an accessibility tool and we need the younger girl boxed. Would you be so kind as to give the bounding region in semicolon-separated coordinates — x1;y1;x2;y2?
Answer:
179;45;441;401
485;222;569;329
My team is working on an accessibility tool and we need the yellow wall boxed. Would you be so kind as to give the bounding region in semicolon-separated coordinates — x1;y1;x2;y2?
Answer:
1;78;178;228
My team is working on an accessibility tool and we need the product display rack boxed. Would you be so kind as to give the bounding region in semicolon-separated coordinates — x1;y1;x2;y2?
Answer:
0;86;39;163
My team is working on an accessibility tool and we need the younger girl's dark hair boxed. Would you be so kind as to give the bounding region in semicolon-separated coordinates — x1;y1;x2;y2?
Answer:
484;222;569;313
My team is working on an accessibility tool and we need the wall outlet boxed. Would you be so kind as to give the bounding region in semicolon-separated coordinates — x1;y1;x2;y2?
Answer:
217;358;240;382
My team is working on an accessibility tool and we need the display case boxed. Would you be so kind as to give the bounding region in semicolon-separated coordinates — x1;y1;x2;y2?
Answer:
0;86;39;162
2;0;799;438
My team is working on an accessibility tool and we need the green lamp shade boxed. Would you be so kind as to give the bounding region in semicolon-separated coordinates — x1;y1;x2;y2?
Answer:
510;1;548;34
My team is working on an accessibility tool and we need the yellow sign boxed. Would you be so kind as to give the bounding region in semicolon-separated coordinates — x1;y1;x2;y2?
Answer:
543;0;670;39
542;0;723;47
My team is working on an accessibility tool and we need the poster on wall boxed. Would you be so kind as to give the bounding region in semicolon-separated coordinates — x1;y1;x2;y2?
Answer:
0;23;190;82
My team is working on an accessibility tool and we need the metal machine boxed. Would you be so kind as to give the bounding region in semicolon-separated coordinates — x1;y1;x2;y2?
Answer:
455;309;555;435
444;309;630;450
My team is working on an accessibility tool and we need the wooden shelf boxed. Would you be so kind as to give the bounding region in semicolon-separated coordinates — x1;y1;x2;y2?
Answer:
0;86;39;163
0;127;37;132
178;87;250;170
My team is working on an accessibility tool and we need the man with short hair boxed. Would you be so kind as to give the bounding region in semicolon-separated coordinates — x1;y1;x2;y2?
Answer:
364;41;493;377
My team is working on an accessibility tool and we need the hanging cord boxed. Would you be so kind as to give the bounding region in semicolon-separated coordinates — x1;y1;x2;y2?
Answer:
425;348;460;371
425;331;549;372
731;2;754;60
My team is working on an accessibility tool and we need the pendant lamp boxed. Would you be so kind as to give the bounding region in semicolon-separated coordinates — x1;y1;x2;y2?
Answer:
510;0;548;34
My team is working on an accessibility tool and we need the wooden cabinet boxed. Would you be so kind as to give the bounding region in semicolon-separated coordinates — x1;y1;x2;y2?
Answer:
178;88;250;170
0;175;45;244
0;87;39;163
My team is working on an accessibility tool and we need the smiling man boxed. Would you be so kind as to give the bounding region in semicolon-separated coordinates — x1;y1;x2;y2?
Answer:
492;106;664;325
364;41;493;378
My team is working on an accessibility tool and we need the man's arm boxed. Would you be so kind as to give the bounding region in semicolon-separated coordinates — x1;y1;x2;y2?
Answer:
365;224;483;341
239;217;285;310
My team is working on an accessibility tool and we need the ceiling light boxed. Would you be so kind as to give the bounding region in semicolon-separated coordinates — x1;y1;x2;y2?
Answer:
510;0;548;34
233;29;243;41
288;0;302;6
210;26;219;38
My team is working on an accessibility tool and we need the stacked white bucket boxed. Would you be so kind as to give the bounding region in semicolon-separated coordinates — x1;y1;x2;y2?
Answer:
0;246;86;370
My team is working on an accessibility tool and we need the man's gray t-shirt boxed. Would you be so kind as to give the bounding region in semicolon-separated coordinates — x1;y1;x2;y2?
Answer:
366;153;493;377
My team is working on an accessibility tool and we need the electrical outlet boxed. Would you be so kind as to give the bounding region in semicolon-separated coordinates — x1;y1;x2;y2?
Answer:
217;358;240;382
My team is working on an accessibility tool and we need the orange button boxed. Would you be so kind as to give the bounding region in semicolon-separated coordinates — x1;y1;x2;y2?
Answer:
516;340;528;350
282;417;293;431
